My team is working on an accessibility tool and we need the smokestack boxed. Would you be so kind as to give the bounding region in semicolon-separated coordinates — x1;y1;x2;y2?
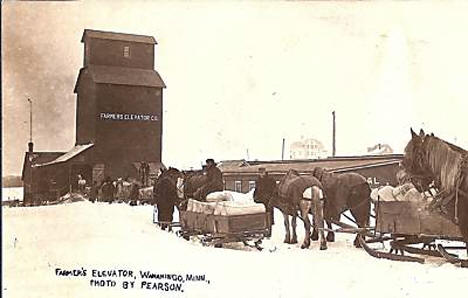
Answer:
28;142;34;153
281;138;285;160
332;111;336;157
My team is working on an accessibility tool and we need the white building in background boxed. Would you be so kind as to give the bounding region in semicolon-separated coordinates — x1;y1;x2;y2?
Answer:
367;143;393;155
290;138;328;160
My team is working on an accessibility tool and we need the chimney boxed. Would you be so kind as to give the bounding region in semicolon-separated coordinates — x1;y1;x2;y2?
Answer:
28;142;34;153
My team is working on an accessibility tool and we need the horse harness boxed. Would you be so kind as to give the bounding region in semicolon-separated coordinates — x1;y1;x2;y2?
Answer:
414;151;468;224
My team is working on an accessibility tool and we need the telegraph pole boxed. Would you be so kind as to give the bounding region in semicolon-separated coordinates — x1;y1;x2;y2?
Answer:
27;97;34;205
281;138;285;160
332;111;336;157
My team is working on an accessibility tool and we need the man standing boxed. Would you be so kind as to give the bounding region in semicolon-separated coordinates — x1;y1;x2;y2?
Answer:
153;174;177;230
254;167;276;234
195;158;224;200
100;176;115;203
77;174;86;194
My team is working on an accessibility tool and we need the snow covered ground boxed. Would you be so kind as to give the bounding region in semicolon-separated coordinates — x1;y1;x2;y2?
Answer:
3;201;467;298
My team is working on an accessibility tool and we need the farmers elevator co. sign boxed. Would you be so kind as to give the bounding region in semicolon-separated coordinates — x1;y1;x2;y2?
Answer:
99;112;159;122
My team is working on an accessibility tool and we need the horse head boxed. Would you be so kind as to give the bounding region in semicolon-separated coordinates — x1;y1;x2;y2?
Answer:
402;128;434;191
402;128;426;174
311;167;326;182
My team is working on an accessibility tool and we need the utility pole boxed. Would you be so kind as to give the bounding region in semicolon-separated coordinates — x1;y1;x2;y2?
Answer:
27;97;34;205
281;138;285;160
332;111;336;157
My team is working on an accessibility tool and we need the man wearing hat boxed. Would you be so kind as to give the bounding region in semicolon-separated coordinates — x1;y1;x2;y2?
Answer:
254;167;276;234
194;158;224;200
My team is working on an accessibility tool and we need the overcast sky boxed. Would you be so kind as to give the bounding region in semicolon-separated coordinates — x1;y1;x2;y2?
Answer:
3;1;468;176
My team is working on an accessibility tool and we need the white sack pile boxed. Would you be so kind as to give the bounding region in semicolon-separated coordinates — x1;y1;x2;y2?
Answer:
213;201;265;216
370;183;433;203
206;191;234;202
206;189;255;203
188;189;265;216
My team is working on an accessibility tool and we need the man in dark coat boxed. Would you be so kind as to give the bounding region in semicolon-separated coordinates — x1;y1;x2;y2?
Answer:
153;176;177;230
100;176;115;203
194;159;224;200
90;181;99;203
253;167;276;233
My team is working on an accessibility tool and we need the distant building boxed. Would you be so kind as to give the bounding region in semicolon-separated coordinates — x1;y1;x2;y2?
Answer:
289;138;328;160
22;29;166;204
367;143;393;155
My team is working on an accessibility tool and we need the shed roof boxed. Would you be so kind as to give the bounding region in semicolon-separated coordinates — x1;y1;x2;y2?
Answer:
34;144;94;167
219;155;403;175
74;65;166;92
81;29;157;44
21;152;66;180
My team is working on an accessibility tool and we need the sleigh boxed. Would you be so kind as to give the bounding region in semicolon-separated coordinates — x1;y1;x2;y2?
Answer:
178;210;271;249
153;195;272;250
352;194;467;266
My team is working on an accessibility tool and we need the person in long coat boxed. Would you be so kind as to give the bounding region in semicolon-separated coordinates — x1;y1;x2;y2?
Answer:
153;176;177;230
100;177;115;203
254;168;276;233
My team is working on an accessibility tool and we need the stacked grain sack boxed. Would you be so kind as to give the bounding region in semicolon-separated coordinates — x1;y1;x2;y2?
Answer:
370;183;433;204
206;191;233;202
186;190;265;215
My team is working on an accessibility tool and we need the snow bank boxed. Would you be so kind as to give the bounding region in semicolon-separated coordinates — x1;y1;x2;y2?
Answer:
3;201;467;298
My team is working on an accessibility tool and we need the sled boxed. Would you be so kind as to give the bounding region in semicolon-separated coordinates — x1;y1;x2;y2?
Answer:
178;210;271;250
357;199;467;265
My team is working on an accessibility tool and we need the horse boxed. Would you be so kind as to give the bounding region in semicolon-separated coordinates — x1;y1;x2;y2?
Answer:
311;166;371;248
180;170;207;201
402;128;468;247
256;169;327;250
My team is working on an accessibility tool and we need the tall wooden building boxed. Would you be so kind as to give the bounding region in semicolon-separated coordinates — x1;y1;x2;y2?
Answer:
73;29;166;180
22;29;166;203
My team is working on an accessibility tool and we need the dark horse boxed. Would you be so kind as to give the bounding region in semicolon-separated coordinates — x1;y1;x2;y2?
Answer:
311;167;371;247
402;128;468;249
180;170;207;201
255;169;327;250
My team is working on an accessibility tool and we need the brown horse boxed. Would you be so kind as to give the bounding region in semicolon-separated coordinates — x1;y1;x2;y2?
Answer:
311;167;371;247
257;169;327;250
402;128;468;247
180;170;207;201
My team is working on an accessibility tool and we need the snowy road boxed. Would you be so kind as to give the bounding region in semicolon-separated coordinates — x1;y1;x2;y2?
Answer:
2;201;467;298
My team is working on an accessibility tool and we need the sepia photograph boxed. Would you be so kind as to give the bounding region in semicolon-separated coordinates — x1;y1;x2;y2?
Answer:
2;1;468;297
